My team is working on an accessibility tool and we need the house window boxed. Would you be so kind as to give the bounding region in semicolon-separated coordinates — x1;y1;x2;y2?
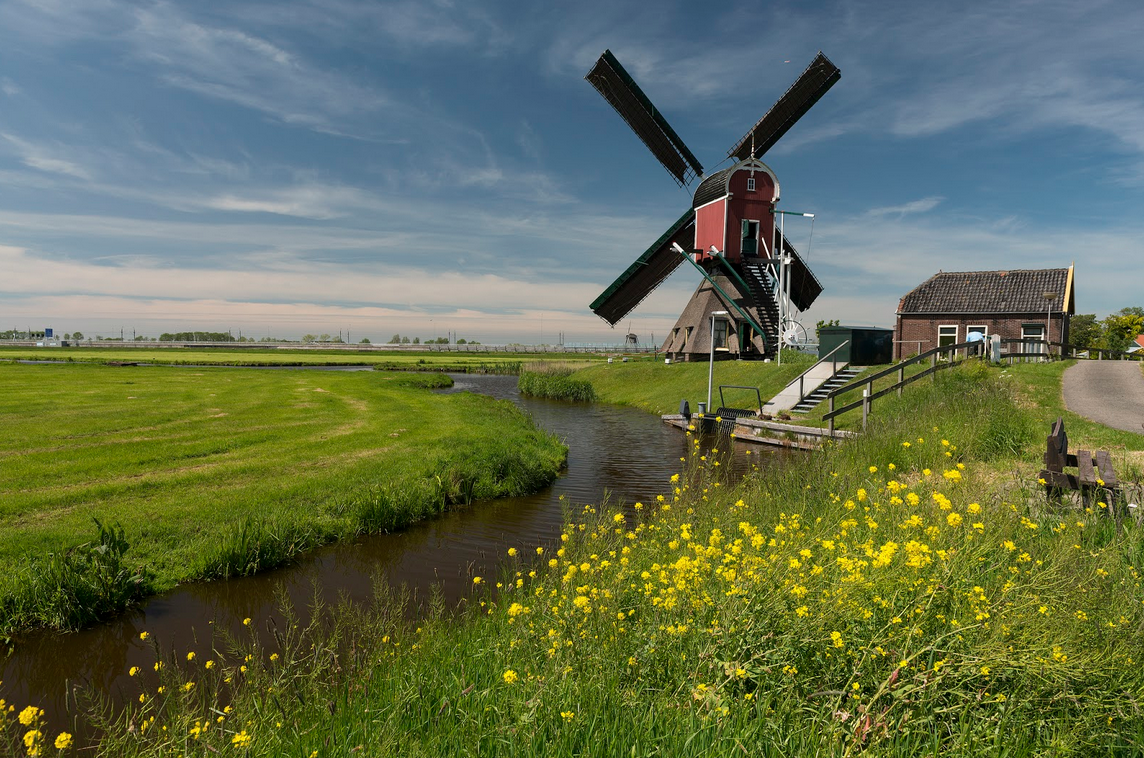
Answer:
967;325;987;339
747;177;756;191
713;318;728;350
1022;323;1046;356
938;325;958;347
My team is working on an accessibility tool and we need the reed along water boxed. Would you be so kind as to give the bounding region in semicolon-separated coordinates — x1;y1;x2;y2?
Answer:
1;372;787;741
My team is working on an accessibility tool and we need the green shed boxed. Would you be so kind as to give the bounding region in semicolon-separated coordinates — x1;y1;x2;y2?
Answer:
818;326;894;365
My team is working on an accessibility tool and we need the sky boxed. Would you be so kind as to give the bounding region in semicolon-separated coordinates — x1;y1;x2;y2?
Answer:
2;0;1143;344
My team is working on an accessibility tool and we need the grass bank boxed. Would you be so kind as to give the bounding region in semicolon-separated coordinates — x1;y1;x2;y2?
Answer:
0;346;606;373
518;361;598;402
0;363;566;634
32;361;1138;756
570;351;816;415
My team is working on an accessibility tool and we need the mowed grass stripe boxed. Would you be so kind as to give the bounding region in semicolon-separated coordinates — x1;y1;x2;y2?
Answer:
0;363;566;632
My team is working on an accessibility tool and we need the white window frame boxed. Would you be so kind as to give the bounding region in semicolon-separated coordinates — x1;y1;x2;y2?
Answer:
747;176;756;191
967;325;987;339
1021;323;1046;356
938;324;958;347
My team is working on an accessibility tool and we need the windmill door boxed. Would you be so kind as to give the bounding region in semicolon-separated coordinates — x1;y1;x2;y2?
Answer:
741;220;759;256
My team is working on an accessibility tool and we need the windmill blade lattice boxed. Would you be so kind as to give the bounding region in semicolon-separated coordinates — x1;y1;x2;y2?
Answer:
727;52;841;163
584;50;704;187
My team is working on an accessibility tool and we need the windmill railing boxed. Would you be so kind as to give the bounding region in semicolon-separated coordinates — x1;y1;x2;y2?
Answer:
789;340;849;404
823;340;986;432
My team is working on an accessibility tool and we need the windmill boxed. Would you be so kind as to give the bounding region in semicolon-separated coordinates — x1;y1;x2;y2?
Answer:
585;50;839;360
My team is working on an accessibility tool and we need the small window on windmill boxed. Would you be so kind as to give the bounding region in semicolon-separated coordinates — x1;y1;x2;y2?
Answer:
747;177;756;191
713;318;729;351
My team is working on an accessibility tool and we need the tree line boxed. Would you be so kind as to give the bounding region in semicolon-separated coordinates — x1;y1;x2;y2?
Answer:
1070;307;1144;353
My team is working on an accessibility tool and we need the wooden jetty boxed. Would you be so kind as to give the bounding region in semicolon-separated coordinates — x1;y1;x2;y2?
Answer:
661;414;855;450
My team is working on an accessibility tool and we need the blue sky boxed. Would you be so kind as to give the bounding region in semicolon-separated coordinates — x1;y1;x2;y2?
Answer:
2;0;1142;343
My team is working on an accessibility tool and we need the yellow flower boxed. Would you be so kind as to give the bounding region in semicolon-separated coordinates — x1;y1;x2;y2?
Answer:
243;617;252;626
868;466;878;473
205;660;215;670
55;732;74;750
946;512;963;527
535;546;544;555
231;730;253;747
139;631;150;641
183;681;195;692
18;706;42;727
129;666;139;677
507;547;517;557
980;666;991;676
24;729;42;749
502;669;519;684
270;653;279;662
830;631;844;649
561;711;575;722
472;576;482;585
186;651;195;662
967;502;981;514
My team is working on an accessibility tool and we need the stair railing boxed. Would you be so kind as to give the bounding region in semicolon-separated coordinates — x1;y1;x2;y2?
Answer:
822;339;985;433
789;340;850;404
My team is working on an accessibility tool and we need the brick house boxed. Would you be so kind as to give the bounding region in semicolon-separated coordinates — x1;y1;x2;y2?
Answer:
893;266;1075;360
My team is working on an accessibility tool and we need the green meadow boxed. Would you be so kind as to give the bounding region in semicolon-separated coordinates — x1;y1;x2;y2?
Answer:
0;346;608;372
0;362;565;633
20;359;1134;757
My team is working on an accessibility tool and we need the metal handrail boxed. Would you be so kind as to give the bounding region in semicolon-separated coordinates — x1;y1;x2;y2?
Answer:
787;339;850;402
718;385;764;413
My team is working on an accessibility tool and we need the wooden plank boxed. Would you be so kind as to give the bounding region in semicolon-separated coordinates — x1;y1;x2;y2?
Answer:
1094;450;1119;487
1038;469;1079;489
1075;450;1097;486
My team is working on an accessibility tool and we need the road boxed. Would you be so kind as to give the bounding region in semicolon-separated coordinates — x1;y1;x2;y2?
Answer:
1062;360;1144;433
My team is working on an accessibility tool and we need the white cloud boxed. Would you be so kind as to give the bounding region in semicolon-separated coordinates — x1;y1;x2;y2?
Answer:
866;197;943;218
0;133;92;180
0;78;20;96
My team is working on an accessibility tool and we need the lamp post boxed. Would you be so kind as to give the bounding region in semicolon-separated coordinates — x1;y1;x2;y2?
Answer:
770;210;815;366
707;310;729;413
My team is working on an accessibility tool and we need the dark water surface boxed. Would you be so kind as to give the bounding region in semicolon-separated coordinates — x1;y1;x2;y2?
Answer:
1;373;783;739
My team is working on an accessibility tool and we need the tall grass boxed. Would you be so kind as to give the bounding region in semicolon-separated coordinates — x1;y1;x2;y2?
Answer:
0;520;153;633
50;362;1144;756
518;361;597;402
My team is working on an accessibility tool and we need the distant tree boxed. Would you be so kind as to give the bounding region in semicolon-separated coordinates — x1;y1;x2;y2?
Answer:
456;338;467;344
401;336;410;344
319;333;331;342
1069;314;1099;348
388;334;402;344
301;334;316;343
412;337;420;344
1102;312;1144;353
63;333;71;340
331;336;344;343
359;337;371;344
815;319;840;338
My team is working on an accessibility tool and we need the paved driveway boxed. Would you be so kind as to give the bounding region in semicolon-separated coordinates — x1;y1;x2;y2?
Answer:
1062;361;1144;433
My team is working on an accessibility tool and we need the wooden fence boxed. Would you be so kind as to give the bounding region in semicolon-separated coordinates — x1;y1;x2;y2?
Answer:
822;340;985;433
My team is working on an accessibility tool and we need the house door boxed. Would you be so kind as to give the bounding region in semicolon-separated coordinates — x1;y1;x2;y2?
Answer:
1021;324;1046;360
741;220;759;256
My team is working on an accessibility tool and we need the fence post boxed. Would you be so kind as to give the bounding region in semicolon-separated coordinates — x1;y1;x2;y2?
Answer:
828;396;835;436
897;366;904;398
862;388;869;431
931;351;937;379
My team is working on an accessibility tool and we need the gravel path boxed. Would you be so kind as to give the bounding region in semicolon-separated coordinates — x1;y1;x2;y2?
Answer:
1062;361;1144;433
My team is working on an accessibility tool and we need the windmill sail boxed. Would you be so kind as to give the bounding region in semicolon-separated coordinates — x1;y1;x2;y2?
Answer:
590;209;696;325
727;52;841;163
585;50;704;187
776;232;823;312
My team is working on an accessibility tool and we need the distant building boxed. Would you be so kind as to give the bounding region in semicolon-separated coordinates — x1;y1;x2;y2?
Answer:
893;266;1075;360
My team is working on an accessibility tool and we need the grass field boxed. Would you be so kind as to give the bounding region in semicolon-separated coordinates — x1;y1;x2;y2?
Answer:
570;351;817;415
36;360;1142;757
0;362;566;633
0;346;609;372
